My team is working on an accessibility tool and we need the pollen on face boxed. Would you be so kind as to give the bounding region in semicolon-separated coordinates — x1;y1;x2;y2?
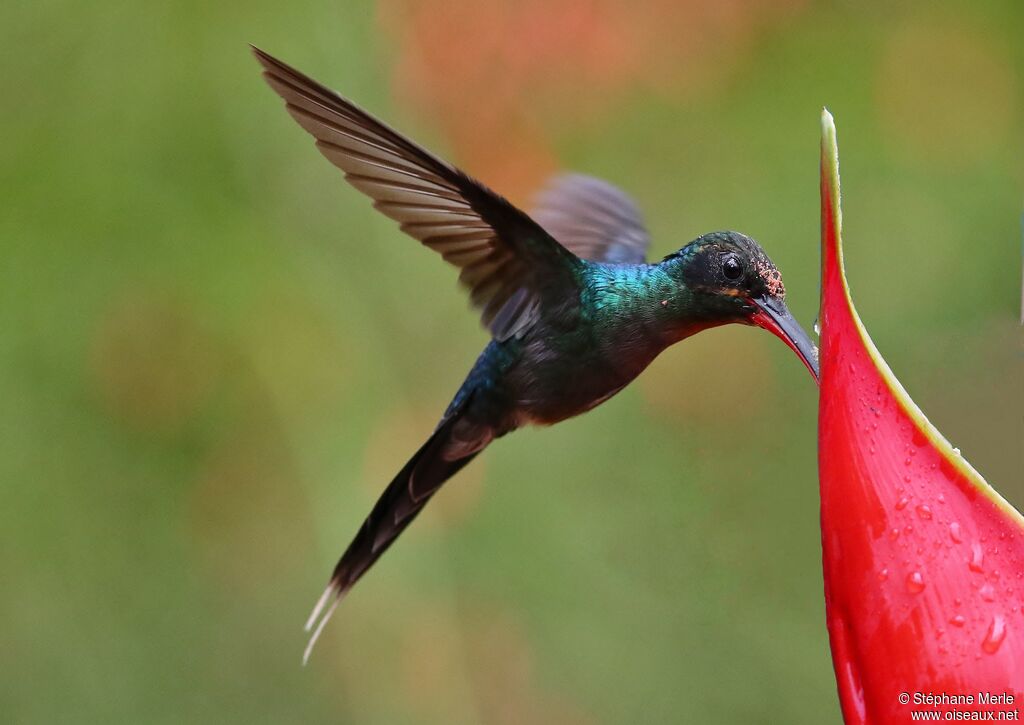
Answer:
756;260;786;297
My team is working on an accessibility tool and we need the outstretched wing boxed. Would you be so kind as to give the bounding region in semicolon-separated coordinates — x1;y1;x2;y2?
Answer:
253;47;581;340
531;173;651;264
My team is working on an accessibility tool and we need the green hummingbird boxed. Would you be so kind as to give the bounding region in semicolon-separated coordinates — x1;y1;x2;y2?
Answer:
252;48;819;663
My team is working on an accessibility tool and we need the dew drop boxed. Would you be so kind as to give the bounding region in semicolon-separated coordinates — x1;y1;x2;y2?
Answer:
979;583;996;602
877;568;889;582
906;571;925;594
896;496;910;511
937;493;945;504
916;505;933;521
950;614;966;627
813;318;820;336
953;447;961;456
904;457;912;467
949;522;963;543
982;615;1007;654
969;543;985;573
889;528;900;541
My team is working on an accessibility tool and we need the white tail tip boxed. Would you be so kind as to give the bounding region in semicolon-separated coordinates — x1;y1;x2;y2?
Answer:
305;581;339;632
302;597;341;666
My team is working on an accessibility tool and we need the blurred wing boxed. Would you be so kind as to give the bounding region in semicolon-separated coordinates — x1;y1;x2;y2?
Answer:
253;47;580;340
531;173;651;264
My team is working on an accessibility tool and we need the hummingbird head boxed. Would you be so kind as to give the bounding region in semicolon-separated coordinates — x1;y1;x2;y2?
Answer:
666;231;819;380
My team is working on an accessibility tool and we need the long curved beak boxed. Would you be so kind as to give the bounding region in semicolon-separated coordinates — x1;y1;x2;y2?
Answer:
750;295;819;383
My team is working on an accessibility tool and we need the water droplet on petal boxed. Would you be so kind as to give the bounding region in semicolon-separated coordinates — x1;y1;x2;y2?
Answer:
896;496;910;511
982;615;1007;654
950;615;966;627
878;568;889;582
969;543;985;573
917;505;932;521
906;571;926;594
979;583;996;602
949;522;963;543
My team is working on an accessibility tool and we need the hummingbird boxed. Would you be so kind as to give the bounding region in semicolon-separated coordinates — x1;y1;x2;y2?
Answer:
252;47;819;663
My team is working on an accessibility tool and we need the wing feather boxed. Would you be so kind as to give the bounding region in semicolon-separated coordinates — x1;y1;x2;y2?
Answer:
253;47;580;340
531;173;651;264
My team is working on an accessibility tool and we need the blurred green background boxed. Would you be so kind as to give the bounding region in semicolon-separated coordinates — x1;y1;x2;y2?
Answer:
3;0;1021;722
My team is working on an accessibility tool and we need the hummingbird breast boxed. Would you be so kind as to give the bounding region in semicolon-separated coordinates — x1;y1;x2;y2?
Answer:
448;264;684;445
499;309;666;426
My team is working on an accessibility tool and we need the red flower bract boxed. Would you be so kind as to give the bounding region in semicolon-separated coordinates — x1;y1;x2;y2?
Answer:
817;111;1024;723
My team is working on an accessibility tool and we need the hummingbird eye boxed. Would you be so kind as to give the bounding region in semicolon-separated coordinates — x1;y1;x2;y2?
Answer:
721;254;743;281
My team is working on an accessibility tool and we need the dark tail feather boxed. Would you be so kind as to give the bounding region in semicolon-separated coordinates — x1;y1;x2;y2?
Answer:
302;409;479;663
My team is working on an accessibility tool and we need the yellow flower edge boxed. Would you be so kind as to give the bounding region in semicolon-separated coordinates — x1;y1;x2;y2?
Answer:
818;108;1023;526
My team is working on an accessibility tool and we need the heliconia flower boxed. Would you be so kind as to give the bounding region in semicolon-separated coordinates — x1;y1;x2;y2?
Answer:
816;110;1024;723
